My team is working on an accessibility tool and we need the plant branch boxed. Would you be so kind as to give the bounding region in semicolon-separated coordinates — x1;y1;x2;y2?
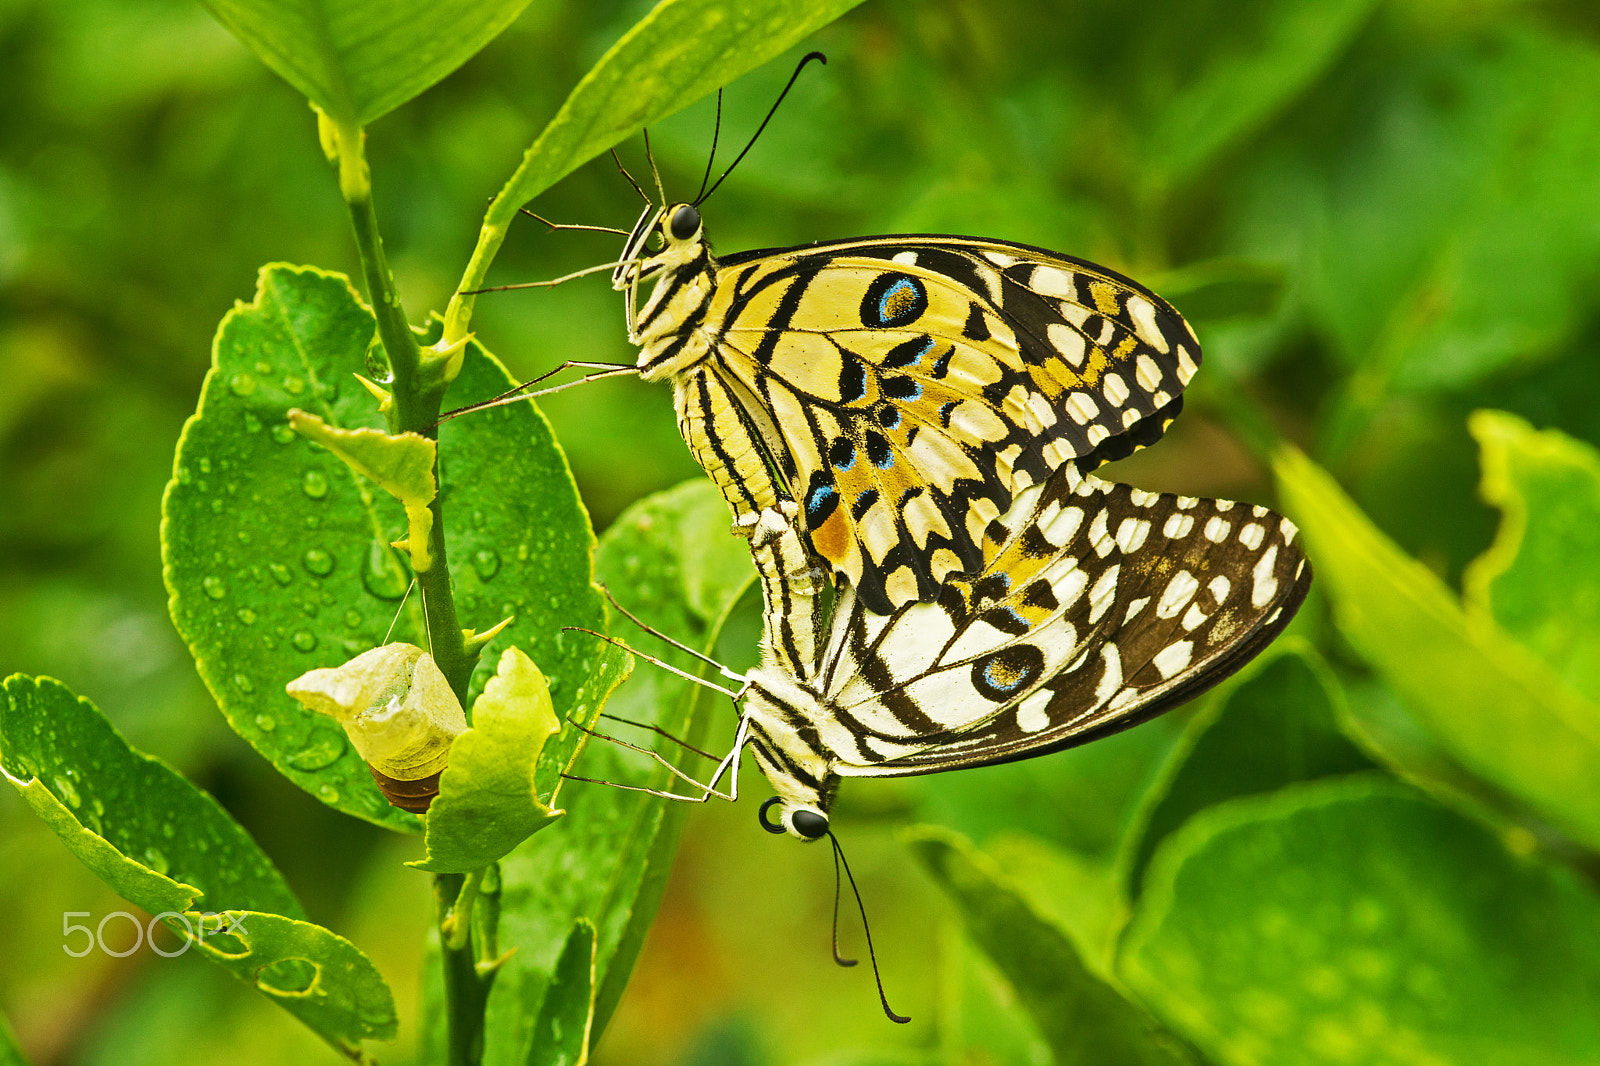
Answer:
442;194;520;346
327;115;477;702
436;872;495;1066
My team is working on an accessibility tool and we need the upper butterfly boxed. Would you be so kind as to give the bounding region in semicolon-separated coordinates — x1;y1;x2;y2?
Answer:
612;199;1201;615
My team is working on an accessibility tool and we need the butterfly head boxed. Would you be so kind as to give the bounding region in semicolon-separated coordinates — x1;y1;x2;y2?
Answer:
759;796;831;841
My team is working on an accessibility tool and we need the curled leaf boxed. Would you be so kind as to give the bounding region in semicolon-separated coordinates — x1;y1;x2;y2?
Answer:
288;409;437;571
408;647;564;873
286;643;467;785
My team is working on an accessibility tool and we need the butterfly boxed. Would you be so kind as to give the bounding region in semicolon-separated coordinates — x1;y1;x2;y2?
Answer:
611;200;1200;617
606;465;1311;842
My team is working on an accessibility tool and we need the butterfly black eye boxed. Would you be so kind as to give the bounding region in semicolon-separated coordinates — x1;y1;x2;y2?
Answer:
792;809;829;839
669;204;701;241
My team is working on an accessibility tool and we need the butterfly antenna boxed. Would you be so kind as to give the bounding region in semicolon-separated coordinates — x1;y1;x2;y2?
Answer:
830;839;857;968
517;208;630;237
598;583;747;684
642;128;668;205
828;831;910;1024
612;148;652;205
695;89;724;203
696;51;827;206
562;627;743;700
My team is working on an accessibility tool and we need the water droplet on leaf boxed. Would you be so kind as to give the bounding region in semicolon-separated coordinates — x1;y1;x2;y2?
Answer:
301;470;329;499
291;631;318;652
269;563;293;586
144;847;169;875
52;775;81;808
236;608;257;626
233;673;254;694
228;374;257;397
472;549;501;581
202;576;228;600
302;548;334;577
361;541;410;601
287;730;346;772
255;713;276;732
271;424;296;445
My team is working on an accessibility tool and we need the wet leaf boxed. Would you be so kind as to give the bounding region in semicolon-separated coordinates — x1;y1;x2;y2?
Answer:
524;919;597;1066
1121;778;1600;1066
163;264;601;829
1273;444;1600;849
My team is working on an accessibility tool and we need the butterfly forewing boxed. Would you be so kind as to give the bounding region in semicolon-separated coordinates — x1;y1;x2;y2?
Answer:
806;473;1310;777
666;233;1198;614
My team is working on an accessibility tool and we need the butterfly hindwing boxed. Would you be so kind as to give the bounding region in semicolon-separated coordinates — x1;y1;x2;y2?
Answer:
802;472;1310;776
663;233;1198;614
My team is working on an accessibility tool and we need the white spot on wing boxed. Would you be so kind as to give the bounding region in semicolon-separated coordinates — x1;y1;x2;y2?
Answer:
1176;345;1198;385
1164;514;1194;539
1153;640;1194;679
1089;510;1113;557
1047;323;1087;367
1094;644;1122;705
1157;570;1199;618
1103;373;1129;407
1126;295;1170;354
1281;518;1299;544
1086;424;1109;446
1043;504;1085;546
1252;545;1280;607
1204;516;1231;543
892;250;918;266
1125;596;1150;621
1136;354;1162;392
1030;265;1075;299
983;250;1020;268
1208;575;1232;603
1016;688;1052;734
1088;564;1120;623
1239;522;1266;550
1115;517;1151;553
1181;602;1207;631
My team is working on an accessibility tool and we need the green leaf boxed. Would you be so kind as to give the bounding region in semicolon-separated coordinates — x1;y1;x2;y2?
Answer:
472;480;754;1065
525;919;597;1066
1464;410;1600;703
1273;444;1600;849
409;648;565;874
200;0;533;126
1123;644;1376;897
0;675;301;919
982;832;1127;982
1305;28;1600;391
905;825;1195;1066
493;0;867;209
0;676;396;1056
1138;0;1381;191
287;411;437;572
163;264;601;830
187;910;398;1056
1121;777;1600;1066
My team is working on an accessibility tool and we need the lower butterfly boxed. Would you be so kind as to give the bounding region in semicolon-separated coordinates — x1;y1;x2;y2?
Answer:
586;466;1311;841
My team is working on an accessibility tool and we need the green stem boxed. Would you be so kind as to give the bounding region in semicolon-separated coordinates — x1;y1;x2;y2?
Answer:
328;115;490;1064
436;873;495;1066
330;118;476;702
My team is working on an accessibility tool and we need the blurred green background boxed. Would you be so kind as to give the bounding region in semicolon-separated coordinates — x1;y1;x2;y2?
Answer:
5;0;1600;1062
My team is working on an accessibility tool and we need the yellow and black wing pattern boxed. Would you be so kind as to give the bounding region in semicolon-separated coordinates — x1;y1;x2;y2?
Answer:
801;471;1311;776
673;235;1199;615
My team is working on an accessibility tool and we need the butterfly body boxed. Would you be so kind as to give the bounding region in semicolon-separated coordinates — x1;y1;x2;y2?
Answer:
730;469;1313;838
616;203;1202;615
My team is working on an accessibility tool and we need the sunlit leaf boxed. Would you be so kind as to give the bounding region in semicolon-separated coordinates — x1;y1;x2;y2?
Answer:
163;265;601;829
525;919;597;1066
201;0;532;126
1273;444;1600;848
494;0;867;209
1121;778;1600;1066
0;676;396;1055
906;825;1195;1066
1464;410;1600;702
1123;644;1375;897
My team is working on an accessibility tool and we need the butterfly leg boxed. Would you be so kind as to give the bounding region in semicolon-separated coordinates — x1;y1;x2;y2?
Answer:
562;714;753;804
